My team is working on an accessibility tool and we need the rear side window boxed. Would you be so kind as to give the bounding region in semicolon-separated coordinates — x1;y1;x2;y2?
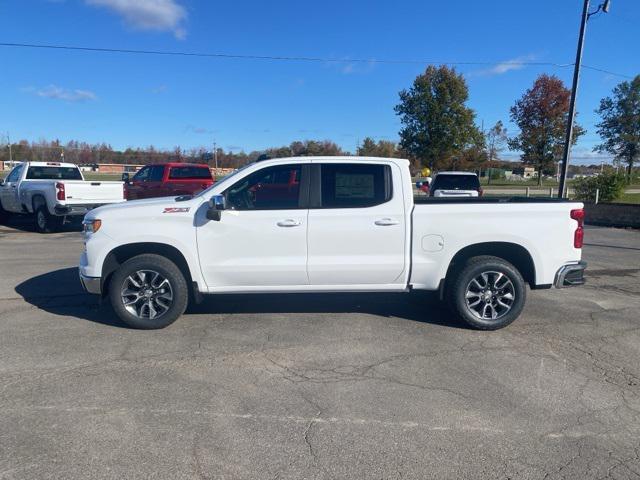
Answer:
169;166;212;180
319;163;391;208
431;174;480;191
26;166;82;180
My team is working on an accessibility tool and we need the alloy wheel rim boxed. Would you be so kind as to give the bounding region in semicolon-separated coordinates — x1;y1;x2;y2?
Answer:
121;269;173;320
465;271;515;321
37;211;46;229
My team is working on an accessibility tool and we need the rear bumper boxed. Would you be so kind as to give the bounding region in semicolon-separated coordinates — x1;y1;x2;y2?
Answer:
554;261;587;288
79;269;102;295
54;204;108;216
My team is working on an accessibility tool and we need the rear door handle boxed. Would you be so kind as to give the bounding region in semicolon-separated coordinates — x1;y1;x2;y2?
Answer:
277;219;302;227
375;218;400;226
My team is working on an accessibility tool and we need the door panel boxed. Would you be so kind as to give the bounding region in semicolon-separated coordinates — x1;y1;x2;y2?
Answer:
307;163;406;285
0;165;23;212
197;209;308;287
196;163;309;289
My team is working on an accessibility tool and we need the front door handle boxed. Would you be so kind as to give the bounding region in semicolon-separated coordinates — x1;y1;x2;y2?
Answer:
277;219;302;227
375;218;400;226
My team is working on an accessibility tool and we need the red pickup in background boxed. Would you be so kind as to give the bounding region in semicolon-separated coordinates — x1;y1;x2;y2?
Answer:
123;163;214;200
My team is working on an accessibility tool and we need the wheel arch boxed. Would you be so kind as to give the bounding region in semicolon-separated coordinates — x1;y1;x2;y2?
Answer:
101;242;197;300
442;242;537;292
31;193;47;212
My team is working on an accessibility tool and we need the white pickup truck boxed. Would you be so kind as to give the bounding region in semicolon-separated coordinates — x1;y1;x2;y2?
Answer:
79;156;586;330
0;162;124;232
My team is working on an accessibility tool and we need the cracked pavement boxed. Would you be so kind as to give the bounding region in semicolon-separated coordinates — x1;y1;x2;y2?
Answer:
0;221;639;479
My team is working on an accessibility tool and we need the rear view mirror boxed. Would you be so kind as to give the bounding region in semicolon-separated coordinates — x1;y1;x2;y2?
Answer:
206;194;226;221
121;172;130;183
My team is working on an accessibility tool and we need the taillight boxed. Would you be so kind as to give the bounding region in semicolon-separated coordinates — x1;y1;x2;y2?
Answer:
55;182;65;201
570;209;584;248
478;187;484;197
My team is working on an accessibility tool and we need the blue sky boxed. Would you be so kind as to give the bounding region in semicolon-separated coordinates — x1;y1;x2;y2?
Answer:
1;0;638;164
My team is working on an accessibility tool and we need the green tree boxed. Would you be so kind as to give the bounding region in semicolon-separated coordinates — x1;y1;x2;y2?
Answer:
395;65;481;170
508;74;584;186
486;120;508;164
594;75;640;181
357;137;400;157
573;170;626;203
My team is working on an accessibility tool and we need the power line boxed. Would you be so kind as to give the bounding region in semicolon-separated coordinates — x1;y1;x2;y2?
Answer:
582;64;634;79
0;41;631;78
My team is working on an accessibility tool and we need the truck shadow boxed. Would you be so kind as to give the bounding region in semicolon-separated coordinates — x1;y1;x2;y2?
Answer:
15;267;466;329
0;215;82;233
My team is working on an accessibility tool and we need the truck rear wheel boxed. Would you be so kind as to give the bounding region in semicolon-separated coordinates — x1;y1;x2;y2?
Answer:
447;255;526;330
109;254;188;329
34;205;62;233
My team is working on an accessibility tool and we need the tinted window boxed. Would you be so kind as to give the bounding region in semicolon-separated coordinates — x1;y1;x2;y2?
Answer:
26;166;82;180
320;164;391;208
169;166;212;180
225;165;302;210
431;174;480;191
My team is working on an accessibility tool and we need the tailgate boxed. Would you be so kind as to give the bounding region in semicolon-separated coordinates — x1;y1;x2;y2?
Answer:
434;190;476;197
62;181;124;204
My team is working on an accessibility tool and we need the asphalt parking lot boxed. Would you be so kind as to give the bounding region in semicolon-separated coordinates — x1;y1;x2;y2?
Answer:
1;218;639;480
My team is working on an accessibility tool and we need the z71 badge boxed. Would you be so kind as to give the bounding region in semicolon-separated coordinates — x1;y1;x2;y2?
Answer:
163;207;190;213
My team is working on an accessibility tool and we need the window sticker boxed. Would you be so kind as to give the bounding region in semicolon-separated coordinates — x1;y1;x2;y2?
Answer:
335;173;374;199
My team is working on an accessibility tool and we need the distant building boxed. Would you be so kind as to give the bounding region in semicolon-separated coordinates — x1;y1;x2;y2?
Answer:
96;163;144;174
512;166;537;178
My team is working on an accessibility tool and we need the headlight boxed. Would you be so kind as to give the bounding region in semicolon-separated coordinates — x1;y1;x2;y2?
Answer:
82;218;102;233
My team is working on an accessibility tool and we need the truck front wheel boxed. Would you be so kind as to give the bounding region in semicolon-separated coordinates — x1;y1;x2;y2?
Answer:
447;255;526;330
109;254;188;329
0;200;9;223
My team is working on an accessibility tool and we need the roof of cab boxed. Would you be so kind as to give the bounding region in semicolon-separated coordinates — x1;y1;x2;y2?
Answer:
435;171;479;176
157;162;211;168
25;161;79;168
252;156;410;165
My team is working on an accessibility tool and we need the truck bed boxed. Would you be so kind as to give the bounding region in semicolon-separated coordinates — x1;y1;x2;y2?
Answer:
413;195;572;204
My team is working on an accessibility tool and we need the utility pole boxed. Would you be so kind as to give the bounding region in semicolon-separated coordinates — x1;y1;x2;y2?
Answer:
558;0;611;198
213;141;218;171
6;133;12;164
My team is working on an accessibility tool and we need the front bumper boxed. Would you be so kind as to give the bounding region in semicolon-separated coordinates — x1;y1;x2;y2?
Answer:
79;270;102;294
554;261;587;288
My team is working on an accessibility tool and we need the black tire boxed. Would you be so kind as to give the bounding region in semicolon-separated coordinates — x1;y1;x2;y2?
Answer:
447;255;526;330
109;254;189;329
34;205;62;233
0;199;9;224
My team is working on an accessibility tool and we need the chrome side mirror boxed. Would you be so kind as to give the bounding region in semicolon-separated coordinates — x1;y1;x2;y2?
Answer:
206;194;226;221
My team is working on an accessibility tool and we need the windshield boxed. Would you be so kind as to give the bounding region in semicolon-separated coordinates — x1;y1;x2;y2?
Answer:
195;162;255;197
432;174;480;191
26;166;83;180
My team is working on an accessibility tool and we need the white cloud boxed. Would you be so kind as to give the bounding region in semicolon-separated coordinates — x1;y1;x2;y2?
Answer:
24;85;97;102
184;125;216;135
151;84;168;94
477;54;538;76
339;59;376;75
86;0;187;39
